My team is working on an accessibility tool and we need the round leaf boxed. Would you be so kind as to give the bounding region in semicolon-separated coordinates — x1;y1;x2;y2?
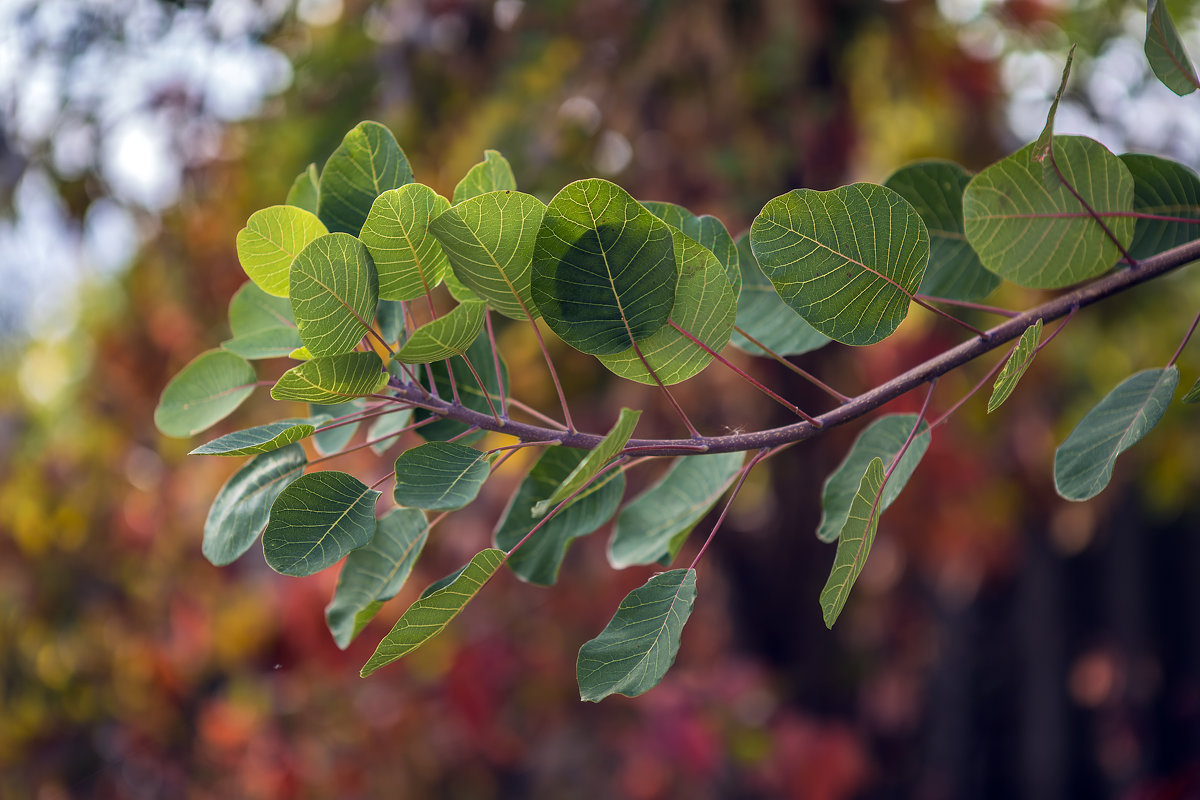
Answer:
318;120;413;235
393;442;490;511
358;183;452;301
235;205;328;297
290;232;379;357
643;201;741;298
263;471;381;576
730;232;829;357
155;349;257;438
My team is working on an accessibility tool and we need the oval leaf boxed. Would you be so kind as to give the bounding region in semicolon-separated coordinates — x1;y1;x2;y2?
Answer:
531;408;640;517
749;183;929;346
987;319;1043;413
643;201;741;298
360;547;506;676
1146;0;1200;96
730;232;829;357
1119;154;1200;260
392;442;490;511
358;183;452;301
453;150;517;204
1054;367;1179;501
202;443;307;566
532;178;678;355
393;300;486;364
155;349;257;438
290;233;380;357
191;420;315;456
963;136;1134;288
577;568;697;701
271;352;387;405
263;471;381;577
318;120;413;235
820;457;886;628
235;205;329;298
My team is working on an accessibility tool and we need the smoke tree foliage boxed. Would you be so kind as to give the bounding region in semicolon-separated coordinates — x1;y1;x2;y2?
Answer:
157;12;1200;701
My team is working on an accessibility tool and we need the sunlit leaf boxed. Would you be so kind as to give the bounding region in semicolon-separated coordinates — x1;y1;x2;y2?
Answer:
393;300;486;364
286;163;320;214
290;233;379;357
577;568;697;701
318;120;413;235
531;408;640;516
816;415;929;543
988;319;1043;413
532;178;678;355
271;352;387;405
453;150;517;204
820;457;886;628
750;183;929;346
729;233;829;356
609;451;744;568
643;200;741;297
358;183;452;301
1054;367;1179;501
1119;154;1200;259
326;507;428;648
1146;0;1200;96
494;446;626;585
414;333;508;442
155;349;257;437
202;443;306;566
963;136;1134;288
360;547;506;676
191;420;315;456
235;205;328;297
263;471;381;576
393;442;490;510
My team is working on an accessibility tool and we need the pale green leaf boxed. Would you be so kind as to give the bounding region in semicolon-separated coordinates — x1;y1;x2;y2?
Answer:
287;163;320;214
453;150;517;204
531;408;640;517
309;400;362;455
729;233;829;356
393;300;486;364
1147;0;1200;96
318;121;413;235
643;201;741;298
988;319;1043;413
820;457;886;628
155;349;257;438
263;471;381;577
235;205;328;297
1119;154;1200;259
202;443;306;566
376;299;406;346
271;352;387;405
358;183;452;301
190;420;315;456
223;281;301;359
290;233;379;357
392;442;490;511
368;407;414;454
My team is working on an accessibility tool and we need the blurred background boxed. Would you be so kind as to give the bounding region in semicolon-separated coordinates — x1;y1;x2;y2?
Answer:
3;0;1200;797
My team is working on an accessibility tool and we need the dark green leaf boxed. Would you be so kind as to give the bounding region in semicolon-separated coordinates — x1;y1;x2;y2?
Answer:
236;205;328;297
191;420;315;456
729;233;829;356
1119;154;1200;259
1147;0;1200;96
155;349;257;438
643;201;741;298
290;233;379;357
453;150;517;204
358;183;452;301
271;352;387;405
820;457;886;628
287;163;320;214
988;319;1043;413
393;442;490;511
202;444;306;566
263;471;381;576
318;121;413;235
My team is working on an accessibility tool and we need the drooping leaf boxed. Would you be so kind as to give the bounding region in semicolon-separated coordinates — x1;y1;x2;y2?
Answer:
1183;376;1200;404
749;183;929;346
532;178;678;355
1146;0;1200;96
271;352;387;405
418;562;470;599
1032;44;1075;189
262;471;381;577
326;507;428;648
368;407;414;454
309;400;362;455
596;229;736;385
816;414;929;543
393;300;486;364
392;442;490;511
154;349;257;438
819;457;887;628
1118;154;1200;259
191;420;315;456
377;299;406;346
429;191;546;320
358;183;452;301
202;443;306;566
963;136;1134;288
494;446;626;586
608;451;744;568
360;547;506;676
883;161;1001;301
223;281;302;359
415;333;508;442
235;205;329;297
531;408;640;517
289;233;380;357
318;120;413;235
988;319;1043;413
729;233;829;356
453;150;517;204
576;568;697;701
1054;367;1179;501
286;163;320;214
643;201;741;298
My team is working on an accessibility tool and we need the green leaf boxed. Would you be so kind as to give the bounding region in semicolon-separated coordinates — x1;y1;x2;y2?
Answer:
235;205;329;297
1032;44;1075;189
309;400;362;455
816;414;929;543
729;233;829;357
453;150;517;204
532;178;678;355
377;299;407;346
988;319;1043;413
360;547;506;676
190;420;315;456
820;457;886;628
358;183;452;301
415;333;508;442
290;233;380;357
596;229;736;385
749;183;929;346
963;136;1134;288
429;191;546;320
494;446;626;585
1119;154;1200;260
202;443;307;566
576;568;697;701
392;442;490;511
318;120;413;235
263;471;381;577
393;300;486;364
608;451;744;568
368;407;414;454
155;349;257;438
326;507;428;648
1054;367;1179;501
883;161;1001;301
1147;0;1200;96
223;281;302;359
443;267;482;303
532;408;640;517
1183;376;1200;404
643;201;741;298
271;352;387;405
287;163;320;214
